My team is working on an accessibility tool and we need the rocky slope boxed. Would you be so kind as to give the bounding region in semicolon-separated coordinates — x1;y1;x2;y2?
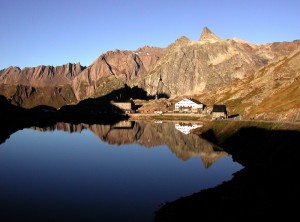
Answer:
0;63;84;108
0;46;166;108
70;45;166;100
0;84;77;108
130;27;300;97
193;47;300;121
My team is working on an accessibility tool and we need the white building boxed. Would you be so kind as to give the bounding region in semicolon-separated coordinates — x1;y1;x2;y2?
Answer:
174;98;204;113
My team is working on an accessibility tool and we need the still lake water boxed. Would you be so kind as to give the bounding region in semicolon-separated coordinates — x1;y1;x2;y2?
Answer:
0;121;243;222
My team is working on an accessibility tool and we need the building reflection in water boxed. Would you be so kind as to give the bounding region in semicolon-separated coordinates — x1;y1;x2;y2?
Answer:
174;122;203;134
29;120;227;168
0;119;243;222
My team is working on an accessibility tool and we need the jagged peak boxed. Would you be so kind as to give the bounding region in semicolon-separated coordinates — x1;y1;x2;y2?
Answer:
165;36;192;52
136;45;155;51
174;36;192;45
198;26;222;42
6;66;21;71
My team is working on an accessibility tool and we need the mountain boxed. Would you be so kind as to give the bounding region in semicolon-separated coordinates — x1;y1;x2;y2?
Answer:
0;46;166;108
0;63;84;87
71;46;166;100
130;27;300;97
0;63;84;108
0;27;300;121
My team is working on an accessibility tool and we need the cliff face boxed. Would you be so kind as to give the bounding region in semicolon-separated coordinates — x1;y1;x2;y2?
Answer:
130;27;300;97
71;46;166;100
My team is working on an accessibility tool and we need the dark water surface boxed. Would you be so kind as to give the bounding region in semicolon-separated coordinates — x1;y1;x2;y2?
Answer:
0;121;242;222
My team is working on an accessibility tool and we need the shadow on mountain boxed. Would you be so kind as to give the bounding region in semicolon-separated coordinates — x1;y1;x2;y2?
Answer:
154;126;300;221
58;85;169;119
0;84;168;144
0;91;127;145
114;84;169;100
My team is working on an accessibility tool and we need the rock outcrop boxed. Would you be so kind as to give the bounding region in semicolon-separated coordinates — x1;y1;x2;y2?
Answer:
71;46;166;100
198;26;222;42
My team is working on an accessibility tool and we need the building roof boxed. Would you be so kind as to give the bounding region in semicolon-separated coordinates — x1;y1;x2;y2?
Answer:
188;98;202;104
212;104;227;112
177;97;202;104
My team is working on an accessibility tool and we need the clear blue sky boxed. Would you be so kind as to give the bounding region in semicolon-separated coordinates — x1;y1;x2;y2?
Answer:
1;0;299;70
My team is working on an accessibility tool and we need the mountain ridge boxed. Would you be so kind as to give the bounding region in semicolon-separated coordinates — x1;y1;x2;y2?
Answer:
0;26;300;121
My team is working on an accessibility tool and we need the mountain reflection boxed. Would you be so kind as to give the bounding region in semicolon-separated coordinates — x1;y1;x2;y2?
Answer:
32;120;228;168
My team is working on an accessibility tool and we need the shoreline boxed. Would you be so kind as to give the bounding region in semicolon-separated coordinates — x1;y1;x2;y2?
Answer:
128;113;300;126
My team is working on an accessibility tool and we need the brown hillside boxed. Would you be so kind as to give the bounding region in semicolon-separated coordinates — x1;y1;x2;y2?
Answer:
195;48;300;121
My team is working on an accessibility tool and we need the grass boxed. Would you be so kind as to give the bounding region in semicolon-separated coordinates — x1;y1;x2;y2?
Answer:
250;77;300;115
153;115;201;121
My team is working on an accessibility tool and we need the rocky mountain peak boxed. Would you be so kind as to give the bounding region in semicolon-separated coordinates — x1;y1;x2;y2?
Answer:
175;36;191;45
167;36;191;51
198;26;222;42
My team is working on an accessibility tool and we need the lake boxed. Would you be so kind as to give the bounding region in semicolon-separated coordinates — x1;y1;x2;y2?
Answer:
0;121;243;222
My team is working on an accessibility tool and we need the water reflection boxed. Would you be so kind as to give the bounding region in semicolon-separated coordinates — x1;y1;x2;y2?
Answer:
32;120;228;168
154;123;300;221
0;120;242;222
174;122;203;134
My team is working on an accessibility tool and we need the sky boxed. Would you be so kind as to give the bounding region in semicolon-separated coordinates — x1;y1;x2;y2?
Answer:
1;0;299;70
